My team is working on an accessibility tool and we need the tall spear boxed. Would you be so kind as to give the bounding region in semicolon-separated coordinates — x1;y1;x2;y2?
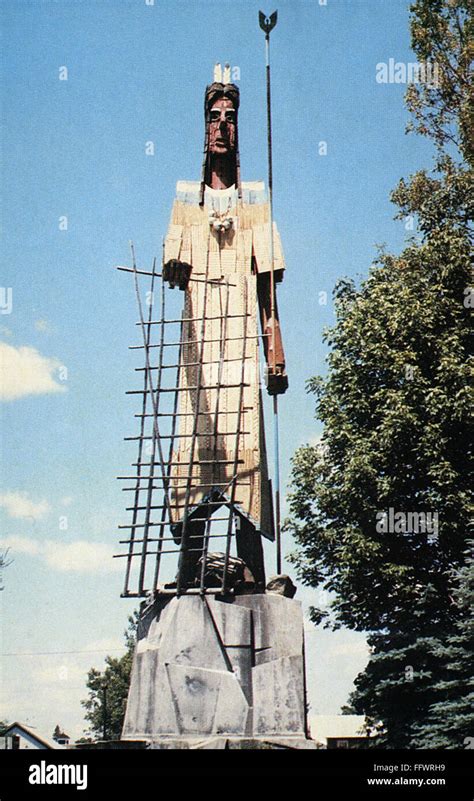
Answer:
258;9;282;574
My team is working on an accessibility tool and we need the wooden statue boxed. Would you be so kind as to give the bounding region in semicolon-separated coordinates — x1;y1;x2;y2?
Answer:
161;64;288;593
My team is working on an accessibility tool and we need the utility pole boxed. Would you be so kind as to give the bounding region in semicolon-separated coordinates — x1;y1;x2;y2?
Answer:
102;682;108;741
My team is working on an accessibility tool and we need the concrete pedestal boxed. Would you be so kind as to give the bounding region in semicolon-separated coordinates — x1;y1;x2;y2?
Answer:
122;593;316;749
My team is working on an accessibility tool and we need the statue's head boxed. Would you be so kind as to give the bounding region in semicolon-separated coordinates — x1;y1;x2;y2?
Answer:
200;65;241;201
208;96;236;155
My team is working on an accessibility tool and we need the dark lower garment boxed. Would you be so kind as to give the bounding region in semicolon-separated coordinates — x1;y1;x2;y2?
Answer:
173;502;266;592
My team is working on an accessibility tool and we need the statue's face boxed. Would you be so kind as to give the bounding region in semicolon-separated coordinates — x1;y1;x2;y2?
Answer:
208;97;236;155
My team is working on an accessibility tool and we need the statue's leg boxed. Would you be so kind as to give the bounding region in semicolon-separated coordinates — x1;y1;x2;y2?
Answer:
175;494;224;587
175;517;205;588
235;514;266;591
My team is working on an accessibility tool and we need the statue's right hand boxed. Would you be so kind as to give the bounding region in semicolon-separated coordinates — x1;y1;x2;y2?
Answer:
163;259;192;291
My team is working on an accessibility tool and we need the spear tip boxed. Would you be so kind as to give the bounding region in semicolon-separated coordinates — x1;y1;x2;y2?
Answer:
259;10;278;35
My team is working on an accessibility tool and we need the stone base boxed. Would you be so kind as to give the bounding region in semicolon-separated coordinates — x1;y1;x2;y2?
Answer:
148;736;317;750
122;593;311;742
76;736;317;750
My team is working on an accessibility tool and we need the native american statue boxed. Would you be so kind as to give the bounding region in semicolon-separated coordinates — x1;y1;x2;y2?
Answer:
119;62;313;748
118;63;288;598
160;64;287;593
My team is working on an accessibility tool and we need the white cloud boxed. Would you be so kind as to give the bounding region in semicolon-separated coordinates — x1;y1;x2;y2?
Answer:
0;491;50;520
0;341;66;401
0;534;41;555
2;635;128;743
42;541;121;573
328;641;370;658
34;318;55;334
83;636;125;654
0;536;121;574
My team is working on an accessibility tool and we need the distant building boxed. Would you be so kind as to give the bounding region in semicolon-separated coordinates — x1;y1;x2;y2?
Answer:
309;715;372;749
2;722;56;750
52;726;71;747
0;734;19;750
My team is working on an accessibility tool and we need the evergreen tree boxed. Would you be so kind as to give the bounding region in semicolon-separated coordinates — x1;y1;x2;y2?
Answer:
409;542;474;748
285;0;472;747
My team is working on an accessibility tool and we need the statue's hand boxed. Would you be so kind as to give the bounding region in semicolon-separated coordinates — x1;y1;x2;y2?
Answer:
163;259;192;291
264;315;288;395
265;367;288;396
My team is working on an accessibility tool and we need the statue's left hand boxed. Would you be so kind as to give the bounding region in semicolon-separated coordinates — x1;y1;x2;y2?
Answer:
266;368;289;396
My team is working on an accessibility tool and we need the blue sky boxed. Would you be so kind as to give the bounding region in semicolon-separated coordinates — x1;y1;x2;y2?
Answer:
1;0;433;740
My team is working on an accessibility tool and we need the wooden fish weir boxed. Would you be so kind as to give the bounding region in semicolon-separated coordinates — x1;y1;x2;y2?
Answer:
115;249;264;598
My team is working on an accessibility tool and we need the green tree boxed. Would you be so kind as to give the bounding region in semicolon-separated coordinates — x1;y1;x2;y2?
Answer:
285;0;472;748
409;542;474;748
81;612;137;741
405;0;473;163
